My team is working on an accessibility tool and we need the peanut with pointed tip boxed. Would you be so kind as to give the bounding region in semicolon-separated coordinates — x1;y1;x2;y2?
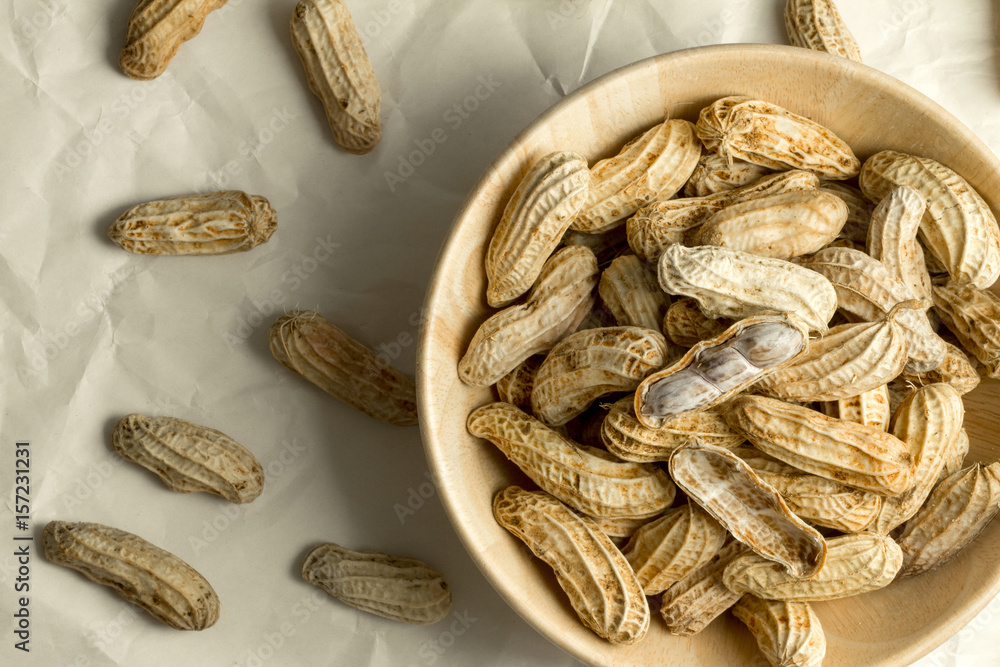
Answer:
598;255;670;331
866;185;933;303
932;281;1000;378
119;0;229;80
684;152;773;197
732;596;827;667
785;0;862;62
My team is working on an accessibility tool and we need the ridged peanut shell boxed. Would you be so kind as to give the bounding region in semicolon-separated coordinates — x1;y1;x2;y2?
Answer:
560;225;629;267
301;543;451;624
723;532;902;601
468;402;675;519
670;444;827;578
821;181;874;244
42;521;219;630
866;185;933;303
941;428;970;479
622;503;727;595
112;414;264;504
732;595;827;667
531;326;669;426
859;150;1000;288
818;383;891;431
724;396;914;496
493;486;649;644
684;152;773;197
662;298;731;347
598;255;670;331
901;341;980;395
119;0;228;80
495;355;543;410
660;540;747;636
269;310;417;426
108;191;277;255
570;119;700;233
290;0;381;154
696;96;860;180
486;152;591;306
458;245;598;387
932;281;1000;378
784;0;862;62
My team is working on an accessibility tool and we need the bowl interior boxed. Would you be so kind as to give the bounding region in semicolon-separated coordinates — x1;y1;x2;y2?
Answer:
417;44;1000;667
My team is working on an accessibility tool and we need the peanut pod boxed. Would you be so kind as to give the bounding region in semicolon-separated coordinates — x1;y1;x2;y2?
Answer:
684;152;773;197
732;595;827;667
598;255;670;331
660;540;747;636
932;281;1000;378
785;0;862;62
119;0;227;80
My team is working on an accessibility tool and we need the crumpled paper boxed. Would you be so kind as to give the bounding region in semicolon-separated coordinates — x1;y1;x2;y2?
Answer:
0;1;998;665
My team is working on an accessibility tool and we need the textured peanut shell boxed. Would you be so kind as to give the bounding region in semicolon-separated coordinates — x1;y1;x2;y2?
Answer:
818;383;891;431
736;447;882;533
866;185;933;303
571;119;700;233
42;521;219;630
696;96;860;180
670;444;828;578
119;0;228;80
732;595;827;667
872;383;964;535
941;428;970;479
112;414;264;504
531;326;669;426
662;298;731;347
724;396;914;496
301;543;451;624
598;255;670;331
658;244;837;333
897;462;1000;577
495;355;543;410
723;532;902;601
932;281;1000;378
660;540;747;636
601;396;743;463
486;152;591;307
626;170;819;263
859;150;1000;288
269;310;417;425
821;181;874;244
591;514;653;547
798;246;946;372
493;486;649;644
458;245;598;387
684;152;773;198
290;0;381;154
622;503;727;595
468;402;675;519
690;189;848;259
784;0;862;62
753;305;911;402
560;225;629;267
636;313;809;428
108;191;277;255
901;341;980;395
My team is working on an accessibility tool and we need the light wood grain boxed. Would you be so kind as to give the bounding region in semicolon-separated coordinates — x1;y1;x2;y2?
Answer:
416;44;1000;666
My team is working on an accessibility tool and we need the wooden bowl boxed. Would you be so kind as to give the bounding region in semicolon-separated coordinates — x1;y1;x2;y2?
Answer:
417;43;1000;666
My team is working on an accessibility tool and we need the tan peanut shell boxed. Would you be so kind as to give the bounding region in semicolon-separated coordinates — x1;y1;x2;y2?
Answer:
622;503;727;595
42;521;219;630
601;396;743;463
119;0;227;80
735;447;882;533
486;152;591;307
636;313;808;428
495;355;543;410
724;396;914;496
458;245;598;387
591;514;653;547
696;96;860;180
798;246;946;372
626;170;819;263
753;303;912;402
662;298;731;347
860;150;1000;288
785;0;862;62
598;255;670;331
108;191;277;255
658;244;837;333
897;462;1000;577
941;428;970;479
901;341;980;395
560;225;629;266
866;185;933;303
269;310;417;426
660;540;747;636
872;383;964;535
932;281;1000;378
290;0;381;154
821;181;874;244
468;403;675;519
690;189;848;259
670;444;828;578
723;532;902;601
684;152;773;197
531;326;668;426
819;384;891;431
570;119;700;233
301;543;451;624
493;486;649;644
732;595;827;667
112;414;264;504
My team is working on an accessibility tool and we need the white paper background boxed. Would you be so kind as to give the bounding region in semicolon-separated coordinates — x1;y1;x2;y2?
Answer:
0;1;998;665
